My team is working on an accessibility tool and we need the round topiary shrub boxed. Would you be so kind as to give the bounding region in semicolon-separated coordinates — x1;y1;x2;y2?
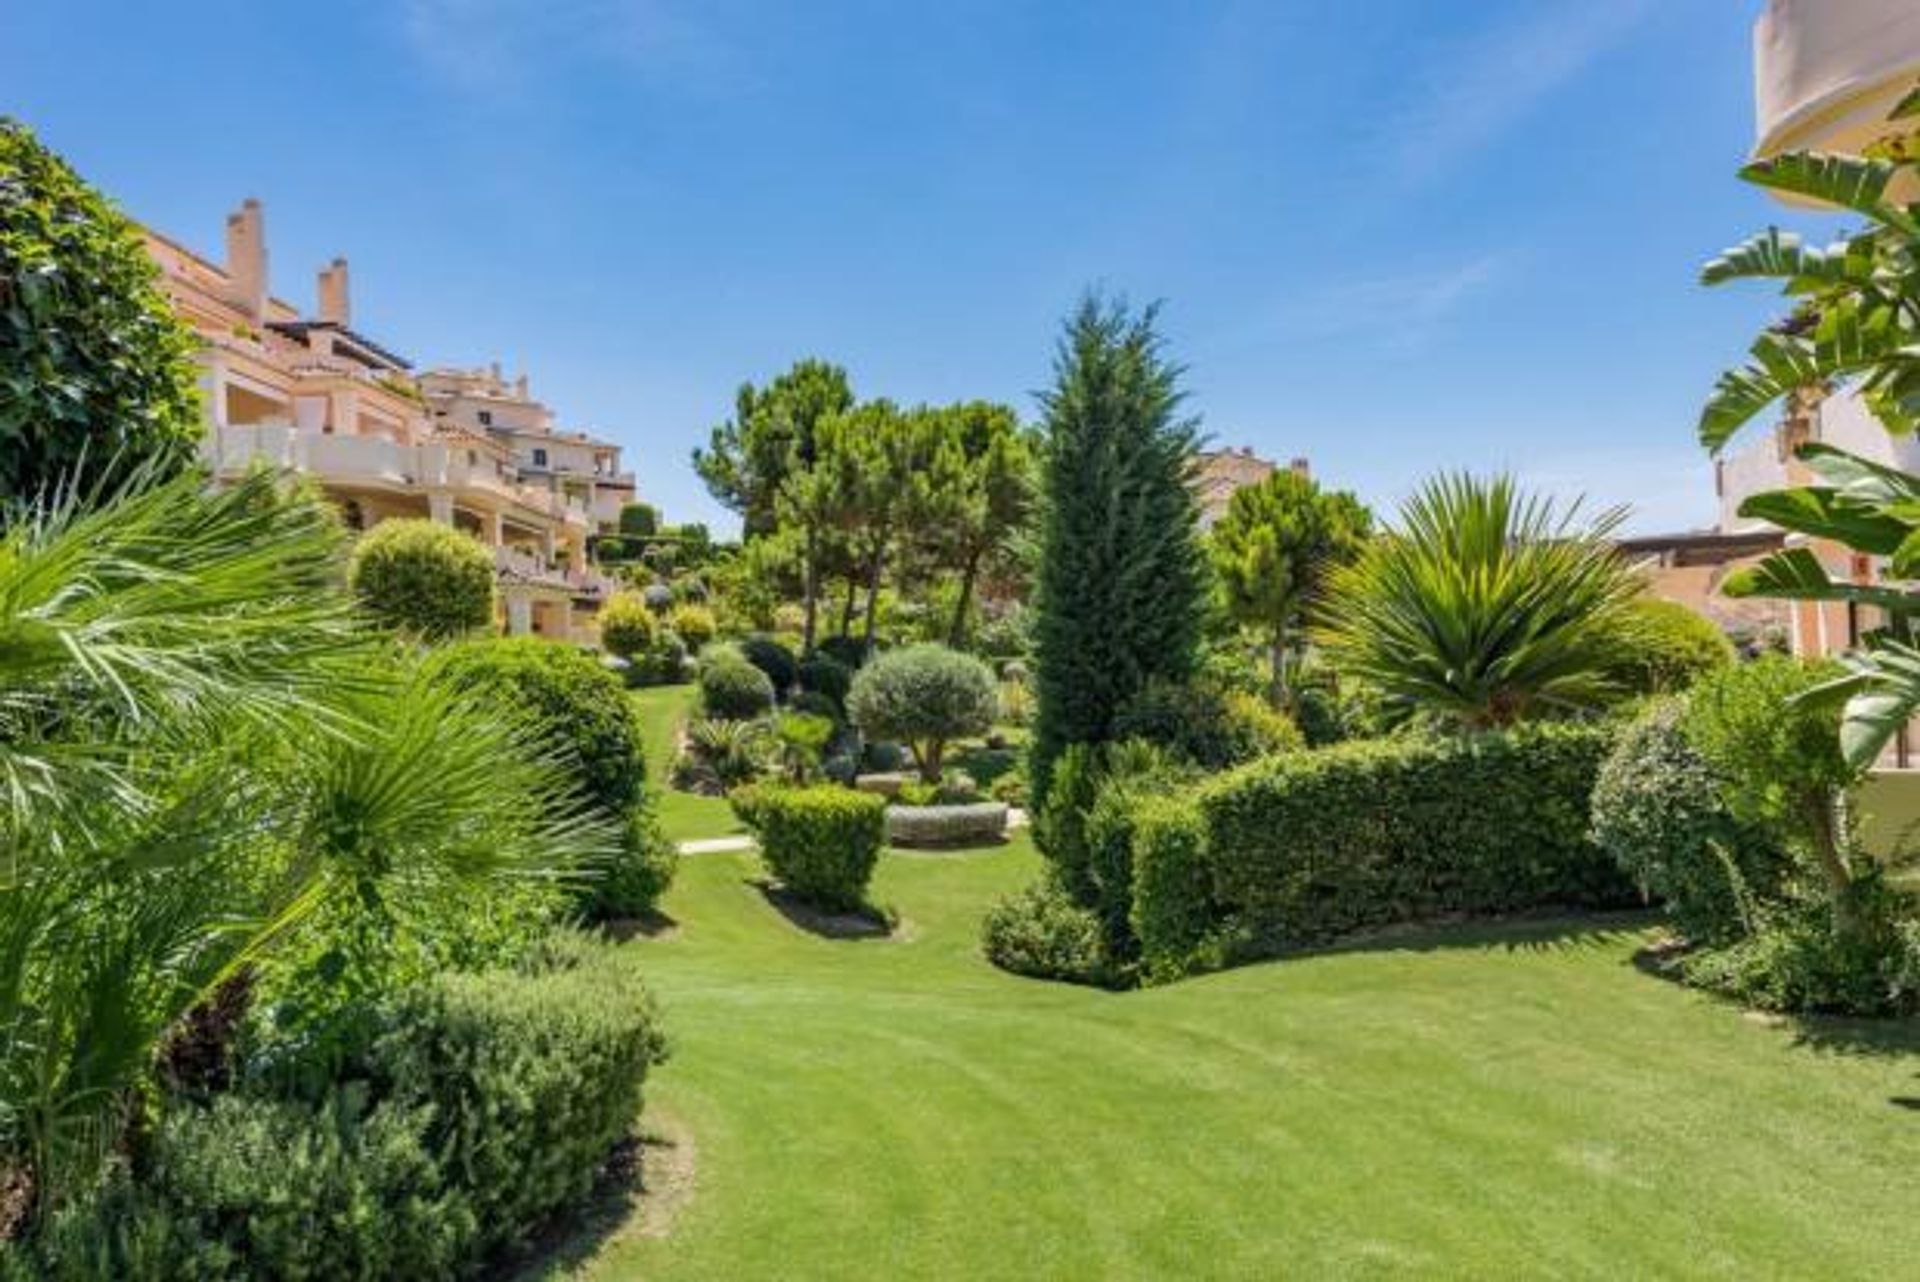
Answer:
980;879;1114;987
698;644;776;719
426;636;647;818
1590;698;1786;945
798;653;853;708
1614;598;1737;695
739;634;799;697
349;519;496;640
597;590;659;660
755;785;886;912
847;643;996;784
0;120;204;503
816;635;870;670
667;602;717;653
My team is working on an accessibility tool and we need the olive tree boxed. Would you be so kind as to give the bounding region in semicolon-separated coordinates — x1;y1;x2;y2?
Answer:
847;643;996;783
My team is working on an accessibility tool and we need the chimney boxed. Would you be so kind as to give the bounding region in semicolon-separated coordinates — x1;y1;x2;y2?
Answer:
317;256;350;326
223;198;268;323
1289;457;1311;479
514;373;529;399
489;360;503;384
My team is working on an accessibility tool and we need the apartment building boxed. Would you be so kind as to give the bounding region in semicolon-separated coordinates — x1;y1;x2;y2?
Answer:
1192;448;1312;530
144;198;626;642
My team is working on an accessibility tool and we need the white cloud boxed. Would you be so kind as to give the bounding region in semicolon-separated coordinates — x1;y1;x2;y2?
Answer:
401;0;741;95
1388;0;1654;186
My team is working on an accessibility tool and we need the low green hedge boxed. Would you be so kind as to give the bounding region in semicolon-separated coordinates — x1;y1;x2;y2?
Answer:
1140;723;1632;976
756;786;886;911
6;935;665;1280
1127;795;1217;983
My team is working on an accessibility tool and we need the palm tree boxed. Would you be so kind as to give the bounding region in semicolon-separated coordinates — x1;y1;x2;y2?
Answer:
0;468;613;1223
1316;473;1641;730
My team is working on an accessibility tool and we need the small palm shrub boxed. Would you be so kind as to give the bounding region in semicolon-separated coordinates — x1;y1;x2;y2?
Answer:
597;590;659;660
349;519;497;640
754;787;886;912
847;643;997;783
698;644;776;718
773;711;836;783
679;717;773;790
1317;473;1642;729
1590;699;1786;945
1613;598;1735;695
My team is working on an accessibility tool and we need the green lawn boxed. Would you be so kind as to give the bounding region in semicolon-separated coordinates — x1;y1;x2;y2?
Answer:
629;684;741;844
536;834;1920;1281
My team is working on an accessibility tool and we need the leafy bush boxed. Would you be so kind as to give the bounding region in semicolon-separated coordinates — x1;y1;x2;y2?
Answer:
618;502;660;538
668;602;718;653
739;634;799;697
816;634;870;670
597;590;659;659
1128;796;1219;983
1590;699;1786;945
698;644;776;719
427;636;647;819
1187;723;1633;959
598;808;678;918
886;801;1009;847
5;938;665;1279
996;678;1034;727
980;880;1115;987
1613;598;1735;695
798;653;854;708
755;786;886;911
1111;680;1303;770
773;711;836;782
349;519;497;640
1680;874;1920;1016
0;119;203;502
847;643;997;783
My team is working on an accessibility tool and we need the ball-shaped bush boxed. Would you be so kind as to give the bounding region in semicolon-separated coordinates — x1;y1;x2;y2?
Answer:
1590;699;1786;945
642;583;674;611
798;654;853;708
698;644;776;719
1614;598;1736;695
847;643;996;783
755;786;886;912
739;634;799;696
667;602;717;653
348;519;496;640
426;636;647;818
597;590;659;660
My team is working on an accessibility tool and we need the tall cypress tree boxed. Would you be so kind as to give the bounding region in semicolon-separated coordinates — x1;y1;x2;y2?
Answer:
1030;295;1206;801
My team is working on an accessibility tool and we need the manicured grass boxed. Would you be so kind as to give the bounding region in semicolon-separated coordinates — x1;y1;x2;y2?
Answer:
540;836;1920;1280
629;684;741;844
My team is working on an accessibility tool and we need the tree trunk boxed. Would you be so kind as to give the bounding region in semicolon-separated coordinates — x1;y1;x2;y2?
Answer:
948;548;981;648
861;541;886;648
801;526;819;653
1807;791;1859;931
1268;623;1289;709
920;738;944;784
839;575;858;638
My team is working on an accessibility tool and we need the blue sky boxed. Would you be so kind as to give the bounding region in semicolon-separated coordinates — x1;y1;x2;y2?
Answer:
4;1;1824;535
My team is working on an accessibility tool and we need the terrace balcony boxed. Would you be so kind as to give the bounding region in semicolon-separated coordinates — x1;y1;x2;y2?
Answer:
1753;0;1920;204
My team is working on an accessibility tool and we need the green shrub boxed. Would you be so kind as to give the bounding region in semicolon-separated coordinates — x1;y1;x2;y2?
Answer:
816;634;870;670
739;634;799;696
1111;680;1302;769
980;879;1115;987
427;636;646;818
773;710;836;782
597;590;659;659
1613;598;1736;695
755;786;886;911
698;644;776;719
677;716;772;790
847;643;997;783
1192;723;1633;954
618;502;660;538
0;119;203;503
1080;742;1191;961
1590;699;1786;945
597;807;678;918
1680;874;1920;1016
6;938;665;1280
1128;796;1219;982
798;653;854;708
1031;741;1104;903
348;519;497;640
668;602;717;652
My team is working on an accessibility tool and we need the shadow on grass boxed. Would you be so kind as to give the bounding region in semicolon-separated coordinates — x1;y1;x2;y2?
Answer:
600;910;680;943
1293;909;1658;962
748;878;897;940
490;1122;694;1280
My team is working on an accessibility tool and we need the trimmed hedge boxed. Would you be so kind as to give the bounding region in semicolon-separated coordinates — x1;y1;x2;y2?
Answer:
756;786;886;911
886;802;1009;848
1173;723;1632;968
3;936;665;1280
1127;796;1216;983
698;644;776;719
739;634;799;696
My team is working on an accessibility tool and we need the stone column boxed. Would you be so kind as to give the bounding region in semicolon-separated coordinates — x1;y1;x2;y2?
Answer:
428;490;454;525
505;591;533;636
